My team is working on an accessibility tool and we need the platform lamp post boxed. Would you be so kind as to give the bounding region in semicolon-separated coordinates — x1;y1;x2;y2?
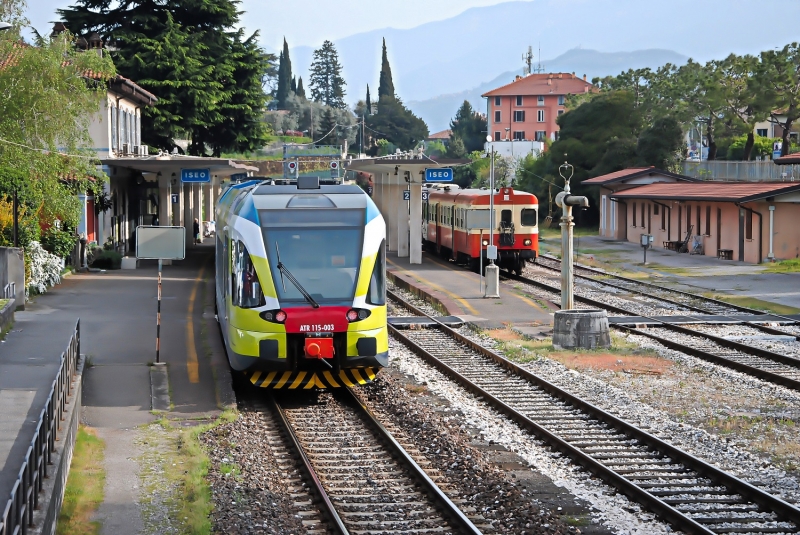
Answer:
554;158;589;310
484;136;500;298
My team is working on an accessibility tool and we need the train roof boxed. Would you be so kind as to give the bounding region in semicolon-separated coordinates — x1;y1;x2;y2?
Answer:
425;185;537;200
253;183;364;195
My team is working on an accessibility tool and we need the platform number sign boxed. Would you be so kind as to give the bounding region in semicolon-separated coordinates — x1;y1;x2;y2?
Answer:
422;190;429;201
181;168;210;183
171;193;179;204
403;190;410;201
425;168;453;182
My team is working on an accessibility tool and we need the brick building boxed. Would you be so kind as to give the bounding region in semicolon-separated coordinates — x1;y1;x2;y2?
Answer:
482;73;596;143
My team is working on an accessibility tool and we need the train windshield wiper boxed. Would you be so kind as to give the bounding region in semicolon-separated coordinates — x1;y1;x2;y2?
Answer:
275;242;319;308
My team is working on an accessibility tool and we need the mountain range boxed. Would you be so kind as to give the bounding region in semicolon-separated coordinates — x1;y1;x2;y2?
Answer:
282;0;800;132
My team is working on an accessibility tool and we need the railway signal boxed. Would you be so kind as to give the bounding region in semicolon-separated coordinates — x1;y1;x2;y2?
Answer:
554;159;589;310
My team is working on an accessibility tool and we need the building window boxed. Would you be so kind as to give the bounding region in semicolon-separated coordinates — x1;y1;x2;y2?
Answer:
554;131;559;141
558;95;565;105
654;204;659;215
696;207;701;238
516;96;523;106
513;131;525;140
110;105;117;150
756;128;768;137
686;205;692;234
537;95;544;106
535;131;546;141
745;210;753;240
661;207;666;230
537;110;545;122
558;109;565;116
494;110;501;123
641;203;645;228
494;131;501;141
705;205;711;235
633;202;637;227
514;110;525;122
495;96;501;106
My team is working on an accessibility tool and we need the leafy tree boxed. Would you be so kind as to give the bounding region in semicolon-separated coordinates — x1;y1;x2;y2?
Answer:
752;43;800;156
0;24;113;252
449;100;487;153
296;76;305;98
366;96;428;152
674;60;728;160
713;54;765;160
636;116;684;170
378;38;394;100
275;38;293;109
59;0;274;155
309;40;346;108
727;134;783;160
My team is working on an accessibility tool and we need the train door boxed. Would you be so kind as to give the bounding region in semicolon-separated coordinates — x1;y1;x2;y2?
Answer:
499;209;515;246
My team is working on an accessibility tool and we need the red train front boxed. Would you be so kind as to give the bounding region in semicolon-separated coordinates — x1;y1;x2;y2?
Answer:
422;185;539;274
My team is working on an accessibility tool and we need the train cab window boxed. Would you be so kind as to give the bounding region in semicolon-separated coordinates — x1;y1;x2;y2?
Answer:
521;209;537;226
501;210;512;224
231;240;265;309
367;241;386;305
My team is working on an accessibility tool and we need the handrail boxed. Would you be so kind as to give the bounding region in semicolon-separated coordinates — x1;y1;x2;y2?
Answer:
0;319;80;535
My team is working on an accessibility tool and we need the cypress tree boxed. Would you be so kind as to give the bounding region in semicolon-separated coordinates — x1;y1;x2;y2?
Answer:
365;85;372;116
296;76;305;99
291;76;297;94
276;37;293;109
378;38;394;100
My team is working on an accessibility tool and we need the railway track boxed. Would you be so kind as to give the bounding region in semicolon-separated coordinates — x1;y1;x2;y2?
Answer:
247;388;483;534
533;254;758;316
388;289;800;535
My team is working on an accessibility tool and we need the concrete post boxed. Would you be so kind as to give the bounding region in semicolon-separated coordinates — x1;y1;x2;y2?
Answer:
183;182;193;244
386;173;398;252
158;175;170;227
193;183;202;243
204;184;213;226
768;205;775;260
397;181;409;258
173;181;183;227
409;183;422;264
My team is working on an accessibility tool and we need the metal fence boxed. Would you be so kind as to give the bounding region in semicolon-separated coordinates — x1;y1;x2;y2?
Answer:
0;320;80;535
682;160;800;182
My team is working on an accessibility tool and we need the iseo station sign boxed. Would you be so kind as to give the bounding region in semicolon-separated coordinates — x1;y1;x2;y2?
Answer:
181;168;211;183
425;168;453;182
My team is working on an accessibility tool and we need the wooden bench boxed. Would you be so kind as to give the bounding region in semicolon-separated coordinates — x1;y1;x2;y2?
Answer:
718;249;733;260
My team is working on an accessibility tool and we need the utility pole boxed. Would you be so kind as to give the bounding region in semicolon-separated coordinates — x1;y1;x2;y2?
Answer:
484;137;499;298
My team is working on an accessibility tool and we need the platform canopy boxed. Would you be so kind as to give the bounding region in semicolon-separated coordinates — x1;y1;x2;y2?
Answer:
346;157;470;264
100;155;258;183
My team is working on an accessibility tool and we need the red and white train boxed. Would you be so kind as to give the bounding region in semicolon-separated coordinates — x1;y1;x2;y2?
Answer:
422;185;539;274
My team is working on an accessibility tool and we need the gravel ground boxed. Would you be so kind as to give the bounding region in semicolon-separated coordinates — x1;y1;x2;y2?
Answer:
201;413;308;535
357;370;588;534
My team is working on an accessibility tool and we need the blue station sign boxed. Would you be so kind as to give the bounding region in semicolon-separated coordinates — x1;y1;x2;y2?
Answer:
425;168;453;182
181;168;211;183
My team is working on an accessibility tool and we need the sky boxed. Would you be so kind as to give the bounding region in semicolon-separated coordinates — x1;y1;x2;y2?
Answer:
27;0;514;49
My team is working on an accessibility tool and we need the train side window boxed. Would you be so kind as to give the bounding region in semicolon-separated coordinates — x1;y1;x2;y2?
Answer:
367;241;386;305
521;209;537;226
231;240;265;309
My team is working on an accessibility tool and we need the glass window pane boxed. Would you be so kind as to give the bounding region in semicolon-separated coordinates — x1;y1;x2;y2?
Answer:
521;209;537;226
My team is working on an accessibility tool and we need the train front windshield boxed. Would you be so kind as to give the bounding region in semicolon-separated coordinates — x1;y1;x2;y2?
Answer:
260;208;364;303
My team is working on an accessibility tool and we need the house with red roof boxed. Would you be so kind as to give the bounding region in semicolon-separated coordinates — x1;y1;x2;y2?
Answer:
482;73;596;144
586;167;800;263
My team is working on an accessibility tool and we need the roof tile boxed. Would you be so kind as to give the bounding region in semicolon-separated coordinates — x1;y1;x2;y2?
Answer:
482;72;596;97
610;181;800;202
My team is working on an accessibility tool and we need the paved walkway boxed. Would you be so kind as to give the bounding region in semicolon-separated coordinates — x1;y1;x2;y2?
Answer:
388;252;554;333
551;235;800;310
0;244;228;533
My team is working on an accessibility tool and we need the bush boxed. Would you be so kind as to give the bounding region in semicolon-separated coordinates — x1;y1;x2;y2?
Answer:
41;227;78;260
89;250;122;270
26;241;63;296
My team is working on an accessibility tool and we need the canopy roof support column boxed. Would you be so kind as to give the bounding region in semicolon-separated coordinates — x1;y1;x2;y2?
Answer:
397;183;409;257
409;183;422;264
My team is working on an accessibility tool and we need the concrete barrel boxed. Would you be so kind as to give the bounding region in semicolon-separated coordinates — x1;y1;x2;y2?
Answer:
552;309;611;350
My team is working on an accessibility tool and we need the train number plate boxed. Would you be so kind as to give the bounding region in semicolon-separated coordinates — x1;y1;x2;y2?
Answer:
298;324;335;332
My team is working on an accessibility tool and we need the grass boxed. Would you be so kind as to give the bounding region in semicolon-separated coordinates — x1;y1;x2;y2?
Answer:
57;426;106;535
486;326;670;375
538;226;597;241
138;410;238;534
764;258;800;273
702;293;800;315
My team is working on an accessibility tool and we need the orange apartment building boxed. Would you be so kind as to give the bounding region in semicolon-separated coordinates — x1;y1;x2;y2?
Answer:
482;73;596;143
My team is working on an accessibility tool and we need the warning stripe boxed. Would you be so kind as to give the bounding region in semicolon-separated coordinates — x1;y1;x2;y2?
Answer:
245;368;379;389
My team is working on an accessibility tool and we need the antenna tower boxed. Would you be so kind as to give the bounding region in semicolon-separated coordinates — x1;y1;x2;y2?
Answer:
522;46;533;75
533;43;545;74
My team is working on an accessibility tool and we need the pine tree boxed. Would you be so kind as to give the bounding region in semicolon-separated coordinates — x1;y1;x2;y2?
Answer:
276;37;293;109
378;38;394;100
450;100;488;153
365;85;372;116
296;76;305;99
318;106;338;145
309;40;347;108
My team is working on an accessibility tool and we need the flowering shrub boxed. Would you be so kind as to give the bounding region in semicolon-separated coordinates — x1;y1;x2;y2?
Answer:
26;241;63;297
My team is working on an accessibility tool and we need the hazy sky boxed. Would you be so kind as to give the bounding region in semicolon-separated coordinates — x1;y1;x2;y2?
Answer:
27;0;515;49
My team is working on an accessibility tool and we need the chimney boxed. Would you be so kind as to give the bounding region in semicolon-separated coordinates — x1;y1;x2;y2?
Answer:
515;75;522;81
558;73;562;79
88;32;103;57
76;35;88;50
572;72;575;78
51;22;67;39
547;78;552;85
583;74;587;81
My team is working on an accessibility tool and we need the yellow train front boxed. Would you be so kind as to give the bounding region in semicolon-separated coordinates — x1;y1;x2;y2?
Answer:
215;176;388;389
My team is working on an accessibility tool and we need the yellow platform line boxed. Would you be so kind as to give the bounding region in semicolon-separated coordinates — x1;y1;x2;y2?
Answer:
186;262;207;384
387;258;479;315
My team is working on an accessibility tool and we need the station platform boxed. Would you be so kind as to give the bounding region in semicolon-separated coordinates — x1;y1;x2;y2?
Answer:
0;245;228;509
387;251;554;333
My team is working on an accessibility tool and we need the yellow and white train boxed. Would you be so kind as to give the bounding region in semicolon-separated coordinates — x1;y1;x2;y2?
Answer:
215;176;388;389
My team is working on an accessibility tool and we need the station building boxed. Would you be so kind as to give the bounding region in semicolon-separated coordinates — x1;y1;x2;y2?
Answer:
587;167;800;263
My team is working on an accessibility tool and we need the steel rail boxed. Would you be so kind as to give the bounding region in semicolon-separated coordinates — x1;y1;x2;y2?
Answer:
387;290;800;534
268;395;350;535
339;388;483;535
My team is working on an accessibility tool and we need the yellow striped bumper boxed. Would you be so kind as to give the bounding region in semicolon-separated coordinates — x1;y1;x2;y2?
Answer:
246;368;379;389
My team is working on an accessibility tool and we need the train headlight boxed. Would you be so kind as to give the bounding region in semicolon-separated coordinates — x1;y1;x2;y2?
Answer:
524;239;532;246
482;239;489;246
346;308;371;322
260;309;287;324
275;310;287;323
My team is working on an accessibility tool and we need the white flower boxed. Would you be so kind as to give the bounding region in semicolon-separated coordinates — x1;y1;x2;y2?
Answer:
26;241;63;297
